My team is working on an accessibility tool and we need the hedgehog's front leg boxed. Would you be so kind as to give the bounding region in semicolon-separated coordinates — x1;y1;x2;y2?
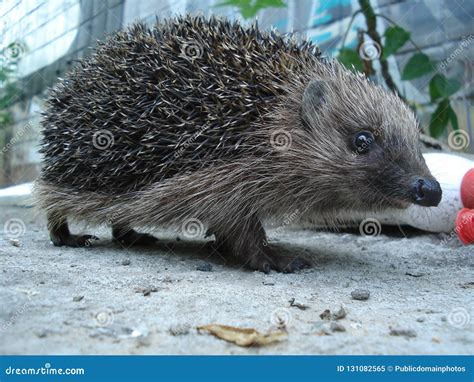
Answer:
213;215;311;273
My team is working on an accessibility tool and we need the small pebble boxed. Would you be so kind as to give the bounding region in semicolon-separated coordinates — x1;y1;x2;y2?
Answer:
319;306;346;321
73;295;84;302
389;327;417;338
10;239;20;247
332;306;347;320
319;309;331;320
330;322;346;332
35;330;48;338
122;259;131;266
142;288;157;297
196;262;213;272
135;287;158;296
459;281;474;289
351;289;370;301
169;324;190;336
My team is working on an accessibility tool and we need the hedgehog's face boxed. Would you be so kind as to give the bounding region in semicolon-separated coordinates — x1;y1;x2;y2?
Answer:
301;77;442;211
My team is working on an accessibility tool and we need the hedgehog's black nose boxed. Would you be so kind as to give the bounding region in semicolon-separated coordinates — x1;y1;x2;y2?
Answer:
410;178;442;207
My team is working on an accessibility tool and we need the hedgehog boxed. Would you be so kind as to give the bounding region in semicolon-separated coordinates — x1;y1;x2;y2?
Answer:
36;15;442;273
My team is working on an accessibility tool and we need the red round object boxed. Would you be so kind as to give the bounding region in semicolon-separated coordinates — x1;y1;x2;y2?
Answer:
461;168;474;209
456;208;474;245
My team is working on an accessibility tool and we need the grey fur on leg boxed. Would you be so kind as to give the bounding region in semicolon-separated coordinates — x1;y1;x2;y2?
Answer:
213;215;311;273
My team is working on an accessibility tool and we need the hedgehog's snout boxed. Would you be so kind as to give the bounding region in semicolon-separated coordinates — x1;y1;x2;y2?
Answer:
410;177;442;207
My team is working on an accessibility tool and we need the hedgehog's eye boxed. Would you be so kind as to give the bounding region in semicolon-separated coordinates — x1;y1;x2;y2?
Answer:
353;131;374;154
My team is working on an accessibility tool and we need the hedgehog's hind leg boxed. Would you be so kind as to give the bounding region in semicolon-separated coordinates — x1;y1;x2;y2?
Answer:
213;215;311;273
112;224;158;246
47;212;98;247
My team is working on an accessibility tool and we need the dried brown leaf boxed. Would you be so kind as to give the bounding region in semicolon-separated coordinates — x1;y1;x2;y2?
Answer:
197;324;287;347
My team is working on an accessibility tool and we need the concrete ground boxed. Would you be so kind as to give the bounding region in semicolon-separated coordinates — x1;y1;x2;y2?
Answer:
0;204;473;355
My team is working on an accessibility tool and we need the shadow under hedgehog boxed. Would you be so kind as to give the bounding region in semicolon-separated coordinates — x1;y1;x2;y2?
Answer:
35;15;442;273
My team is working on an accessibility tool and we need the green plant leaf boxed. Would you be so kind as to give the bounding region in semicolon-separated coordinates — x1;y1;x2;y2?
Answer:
382;25;410;58
337;48;363;72
429;99;451;137
215;0;286;19
429;74;461;102
447;104;459;131
402;53;435;80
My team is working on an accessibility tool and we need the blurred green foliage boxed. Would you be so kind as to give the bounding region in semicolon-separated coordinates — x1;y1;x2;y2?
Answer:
216;0;286;19
337;0;462;139
225;0;461;140
0;41;24;130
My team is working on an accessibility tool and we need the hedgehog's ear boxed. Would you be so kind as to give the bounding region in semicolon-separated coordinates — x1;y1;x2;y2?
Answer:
301;80;326;126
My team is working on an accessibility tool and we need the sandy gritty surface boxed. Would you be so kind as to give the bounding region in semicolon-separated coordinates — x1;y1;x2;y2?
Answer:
0;205;473;355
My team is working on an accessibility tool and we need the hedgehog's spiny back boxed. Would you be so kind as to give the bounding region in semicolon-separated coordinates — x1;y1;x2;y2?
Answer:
40;15;321;194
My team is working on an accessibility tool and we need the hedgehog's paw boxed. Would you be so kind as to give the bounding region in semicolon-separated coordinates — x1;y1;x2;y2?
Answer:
247;251;274;274
248;247;311;273
112;227;158;247
272;255;312;273
53;234;99;247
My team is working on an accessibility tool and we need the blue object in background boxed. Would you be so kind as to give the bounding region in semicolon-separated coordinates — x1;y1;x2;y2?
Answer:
0;355;473;382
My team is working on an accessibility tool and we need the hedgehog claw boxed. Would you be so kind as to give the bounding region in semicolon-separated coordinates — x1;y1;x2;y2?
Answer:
53;234;99;247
